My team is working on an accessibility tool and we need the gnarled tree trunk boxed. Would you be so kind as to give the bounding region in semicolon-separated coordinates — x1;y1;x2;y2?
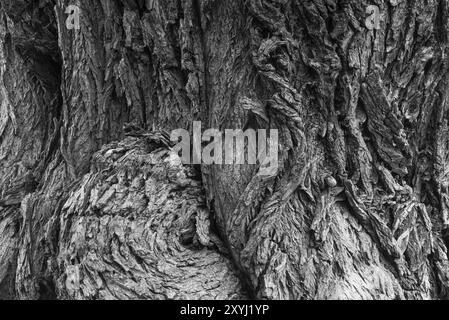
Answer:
1;0;449;300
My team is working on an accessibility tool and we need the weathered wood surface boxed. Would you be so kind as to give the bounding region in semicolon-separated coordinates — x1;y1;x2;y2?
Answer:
1;0;449;300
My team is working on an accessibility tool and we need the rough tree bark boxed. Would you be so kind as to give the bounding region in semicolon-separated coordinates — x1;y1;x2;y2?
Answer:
1;0;449;300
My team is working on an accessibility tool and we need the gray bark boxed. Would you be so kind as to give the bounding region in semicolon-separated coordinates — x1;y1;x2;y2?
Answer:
1;0;449;300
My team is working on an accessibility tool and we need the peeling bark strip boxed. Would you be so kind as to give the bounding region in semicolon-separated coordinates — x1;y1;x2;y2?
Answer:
0;0;449;300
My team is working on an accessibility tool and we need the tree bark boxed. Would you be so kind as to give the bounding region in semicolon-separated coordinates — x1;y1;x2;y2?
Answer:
1;0;449;300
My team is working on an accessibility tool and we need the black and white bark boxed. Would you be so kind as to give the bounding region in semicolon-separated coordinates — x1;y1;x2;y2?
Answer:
1;0;449;300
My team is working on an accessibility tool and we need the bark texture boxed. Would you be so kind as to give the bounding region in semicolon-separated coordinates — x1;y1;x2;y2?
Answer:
1;0;449;300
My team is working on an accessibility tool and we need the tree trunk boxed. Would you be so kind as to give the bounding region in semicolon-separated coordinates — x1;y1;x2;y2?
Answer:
1;0;449;300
